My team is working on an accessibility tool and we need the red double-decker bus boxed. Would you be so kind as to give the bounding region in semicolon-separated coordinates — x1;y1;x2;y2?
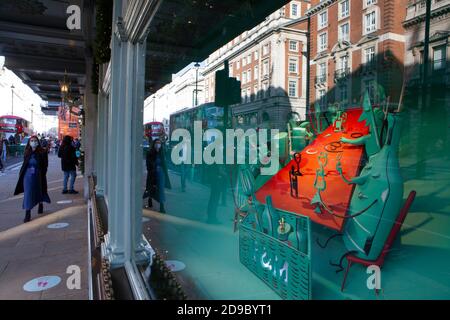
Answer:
0;115;33;140
144;121;167;142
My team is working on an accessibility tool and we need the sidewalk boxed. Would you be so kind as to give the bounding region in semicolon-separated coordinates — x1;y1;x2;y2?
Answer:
0;157;88;300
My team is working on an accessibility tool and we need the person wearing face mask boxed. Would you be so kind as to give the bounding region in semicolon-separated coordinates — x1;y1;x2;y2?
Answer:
14;136;51;223
144;138;171;213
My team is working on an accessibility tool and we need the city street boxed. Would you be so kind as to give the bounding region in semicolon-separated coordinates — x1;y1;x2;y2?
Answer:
0;154;88;299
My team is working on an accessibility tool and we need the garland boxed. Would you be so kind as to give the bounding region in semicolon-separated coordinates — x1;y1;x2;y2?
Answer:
150;251;188;300
94;0;113;64
91;62;99;95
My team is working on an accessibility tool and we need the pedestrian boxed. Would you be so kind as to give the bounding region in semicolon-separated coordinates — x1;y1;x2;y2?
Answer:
0;136;5;172
14;136;51;223
144;138;171;213
8;135;14;145
40;136;48;151
2;137;8;164
58;135;79;194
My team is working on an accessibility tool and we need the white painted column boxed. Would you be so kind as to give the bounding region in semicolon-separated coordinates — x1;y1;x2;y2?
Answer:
104;0;160;268
104;0;127;266
95;90;106;195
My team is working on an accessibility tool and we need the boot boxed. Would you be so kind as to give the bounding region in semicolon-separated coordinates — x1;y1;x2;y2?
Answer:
38;203;44;214
24;210;31;223
160;203;166;214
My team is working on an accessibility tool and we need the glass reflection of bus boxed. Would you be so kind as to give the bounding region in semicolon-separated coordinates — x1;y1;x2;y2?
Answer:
169;103;224;184
144;121;167;142
0;115;33;141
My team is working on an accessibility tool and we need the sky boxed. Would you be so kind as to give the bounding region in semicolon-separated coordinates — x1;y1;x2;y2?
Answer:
0;56;58;134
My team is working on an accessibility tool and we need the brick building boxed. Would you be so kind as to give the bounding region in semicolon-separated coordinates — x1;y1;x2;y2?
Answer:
203;1;311;130
403;0;450;88
307;0;408;109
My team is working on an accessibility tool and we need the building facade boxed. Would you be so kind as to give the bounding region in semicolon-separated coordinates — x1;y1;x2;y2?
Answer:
143;62;205;125
403;0;450;88
307;0;408;110
203;1;311;130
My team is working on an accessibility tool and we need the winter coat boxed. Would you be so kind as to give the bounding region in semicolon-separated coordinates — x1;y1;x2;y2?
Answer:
14;149;49;197
58;144;78;171
146;148;171;191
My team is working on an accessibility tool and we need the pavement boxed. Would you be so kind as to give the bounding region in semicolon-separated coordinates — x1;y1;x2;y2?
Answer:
0;154;88;300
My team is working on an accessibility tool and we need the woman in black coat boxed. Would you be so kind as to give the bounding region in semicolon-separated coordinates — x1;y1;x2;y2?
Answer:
58;135;79;194
14;136;51;223
144;139;171;213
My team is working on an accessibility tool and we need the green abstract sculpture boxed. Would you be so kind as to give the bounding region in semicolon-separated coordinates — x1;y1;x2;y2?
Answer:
340;111;404;260
311;152;328;214
341;92;381;157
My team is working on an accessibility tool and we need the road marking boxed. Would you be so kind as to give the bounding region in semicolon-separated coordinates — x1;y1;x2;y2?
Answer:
6;163;22;171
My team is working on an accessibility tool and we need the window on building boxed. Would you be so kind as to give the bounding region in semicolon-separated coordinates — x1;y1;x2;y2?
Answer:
247;70;252;82
289;40;299;52
248;55;252;65
236;74;240;82
242;72;247;84
318;10;328;29
365;46;376;67
364;79;376;101
317;62;327;83
254;85;259;99
364;11;377;34
340;55;349;70
339;0;350;19
433;45;446;71
263;59;270;76
236;60;240;69
247;88;252;102
242;57;247;67
291;3;300;18
319;62;327;77
254;66;259;80
263;81;269;98
318;89;327;106
318;32;328;52
289;58;299;74
339;84;348;102
254;50;259;61
263;44;269;55
339;23;350;42
366;0;377;6
288;80;298;97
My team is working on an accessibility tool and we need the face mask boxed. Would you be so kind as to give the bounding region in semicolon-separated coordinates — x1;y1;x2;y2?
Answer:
30;141;38;149
155;144;161;150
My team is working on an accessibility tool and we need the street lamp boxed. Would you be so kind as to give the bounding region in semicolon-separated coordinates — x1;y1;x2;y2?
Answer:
10;85;15;115
194;62;200;107
153;96;156;121
30;104;34;124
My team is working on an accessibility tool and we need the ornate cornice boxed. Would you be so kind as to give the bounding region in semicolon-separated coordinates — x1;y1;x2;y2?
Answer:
306;0;337;16
403;4;450;28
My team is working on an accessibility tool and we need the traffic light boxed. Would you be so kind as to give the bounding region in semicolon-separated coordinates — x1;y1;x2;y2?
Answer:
215;61;241;107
